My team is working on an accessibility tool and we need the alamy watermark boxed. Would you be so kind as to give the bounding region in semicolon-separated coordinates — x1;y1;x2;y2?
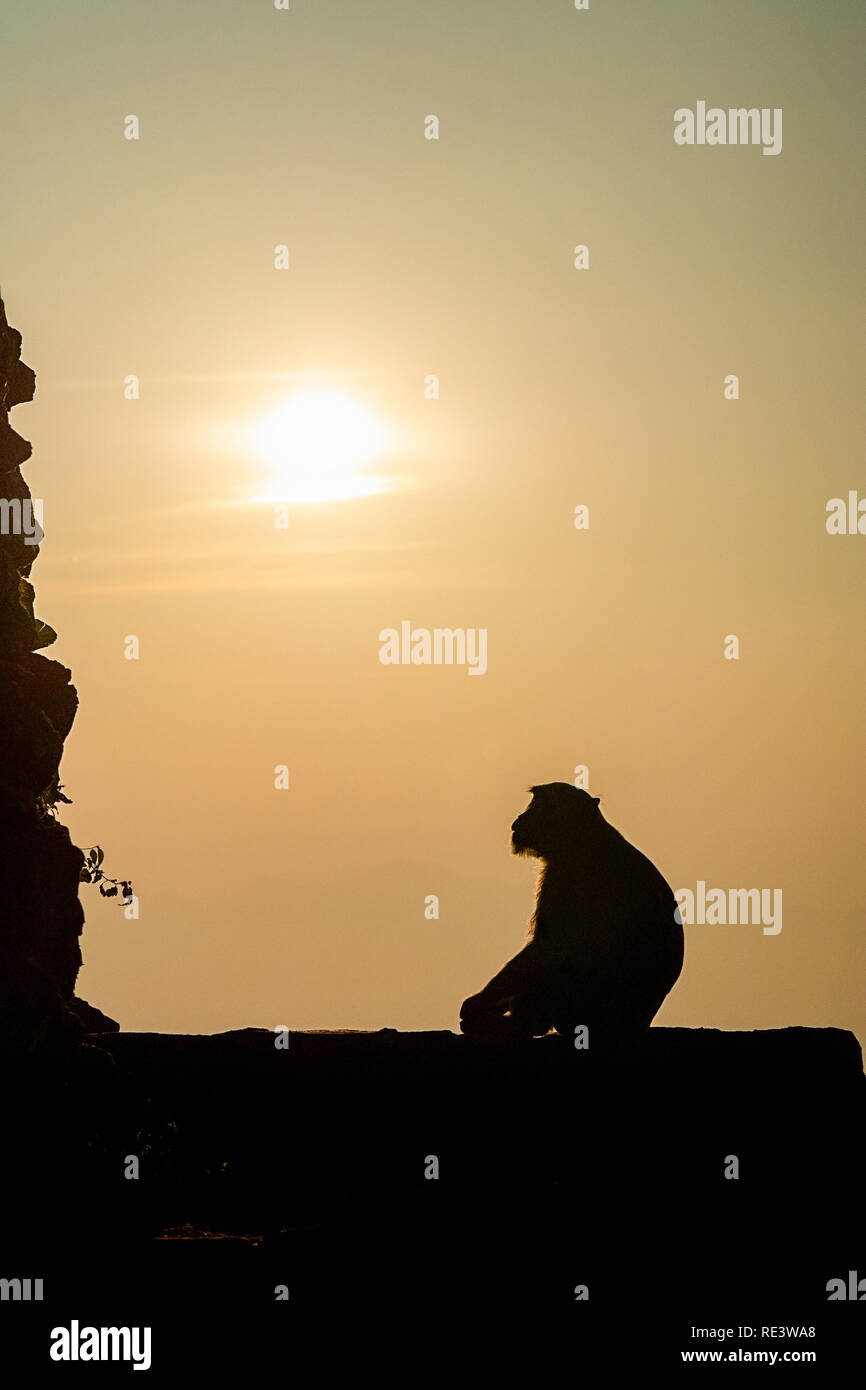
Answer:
826;491;865;534
379;622;487;676
674;103;782;156
49;1321;151;1371
0;1276;43;1300
0;497;43;545
675;880;783;935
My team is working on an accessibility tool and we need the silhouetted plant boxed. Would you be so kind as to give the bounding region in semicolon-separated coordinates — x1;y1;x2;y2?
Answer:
79;846;133;906
36;778;133;906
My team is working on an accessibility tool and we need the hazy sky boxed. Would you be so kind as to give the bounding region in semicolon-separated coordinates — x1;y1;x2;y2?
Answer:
2;0;863;1037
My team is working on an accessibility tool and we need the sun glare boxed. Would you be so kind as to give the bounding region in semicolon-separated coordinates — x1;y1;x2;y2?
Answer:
248;388;391;504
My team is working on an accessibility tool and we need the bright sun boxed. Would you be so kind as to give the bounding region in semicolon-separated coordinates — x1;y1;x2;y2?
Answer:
248;388;391;504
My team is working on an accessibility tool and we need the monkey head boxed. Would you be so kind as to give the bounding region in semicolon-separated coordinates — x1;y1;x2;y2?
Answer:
510;783;601;860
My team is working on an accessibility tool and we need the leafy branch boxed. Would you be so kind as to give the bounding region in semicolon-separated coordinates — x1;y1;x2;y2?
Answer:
80;845;133;905
36;779;133;906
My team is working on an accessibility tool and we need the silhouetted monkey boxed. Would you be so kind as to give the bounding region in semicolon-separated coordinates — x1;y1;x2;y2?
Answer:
460;784;683;1044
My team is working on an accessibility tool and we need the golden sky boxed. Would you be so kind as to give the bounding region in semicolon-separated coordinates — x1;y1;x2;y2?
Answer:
1;0;863;1036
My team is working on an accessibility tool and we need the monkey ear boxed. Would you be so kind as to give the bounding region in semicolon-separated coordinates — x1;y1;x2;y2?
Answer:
591;797;600;806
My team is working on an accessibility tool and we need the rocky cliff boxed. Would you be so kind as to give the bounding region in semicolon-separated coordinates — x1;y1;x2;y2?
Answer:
2;1025;863;1369
0;292;86;1053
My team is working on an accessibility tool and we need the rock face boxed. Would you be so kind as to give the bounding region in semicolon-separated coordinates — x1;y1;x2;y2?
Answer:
93;1026;864;1273
2;1025;863;1361
0;292;86;1053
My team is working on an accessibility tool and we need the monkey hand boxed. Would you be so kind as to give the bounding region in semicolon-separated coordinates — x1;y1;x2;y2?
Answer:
459;991;518;1038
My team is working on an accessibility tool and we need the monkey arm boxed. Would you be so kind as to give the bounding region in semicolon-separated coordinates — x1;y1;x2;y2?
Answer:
461;944;537;1012
459;944;555;1039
